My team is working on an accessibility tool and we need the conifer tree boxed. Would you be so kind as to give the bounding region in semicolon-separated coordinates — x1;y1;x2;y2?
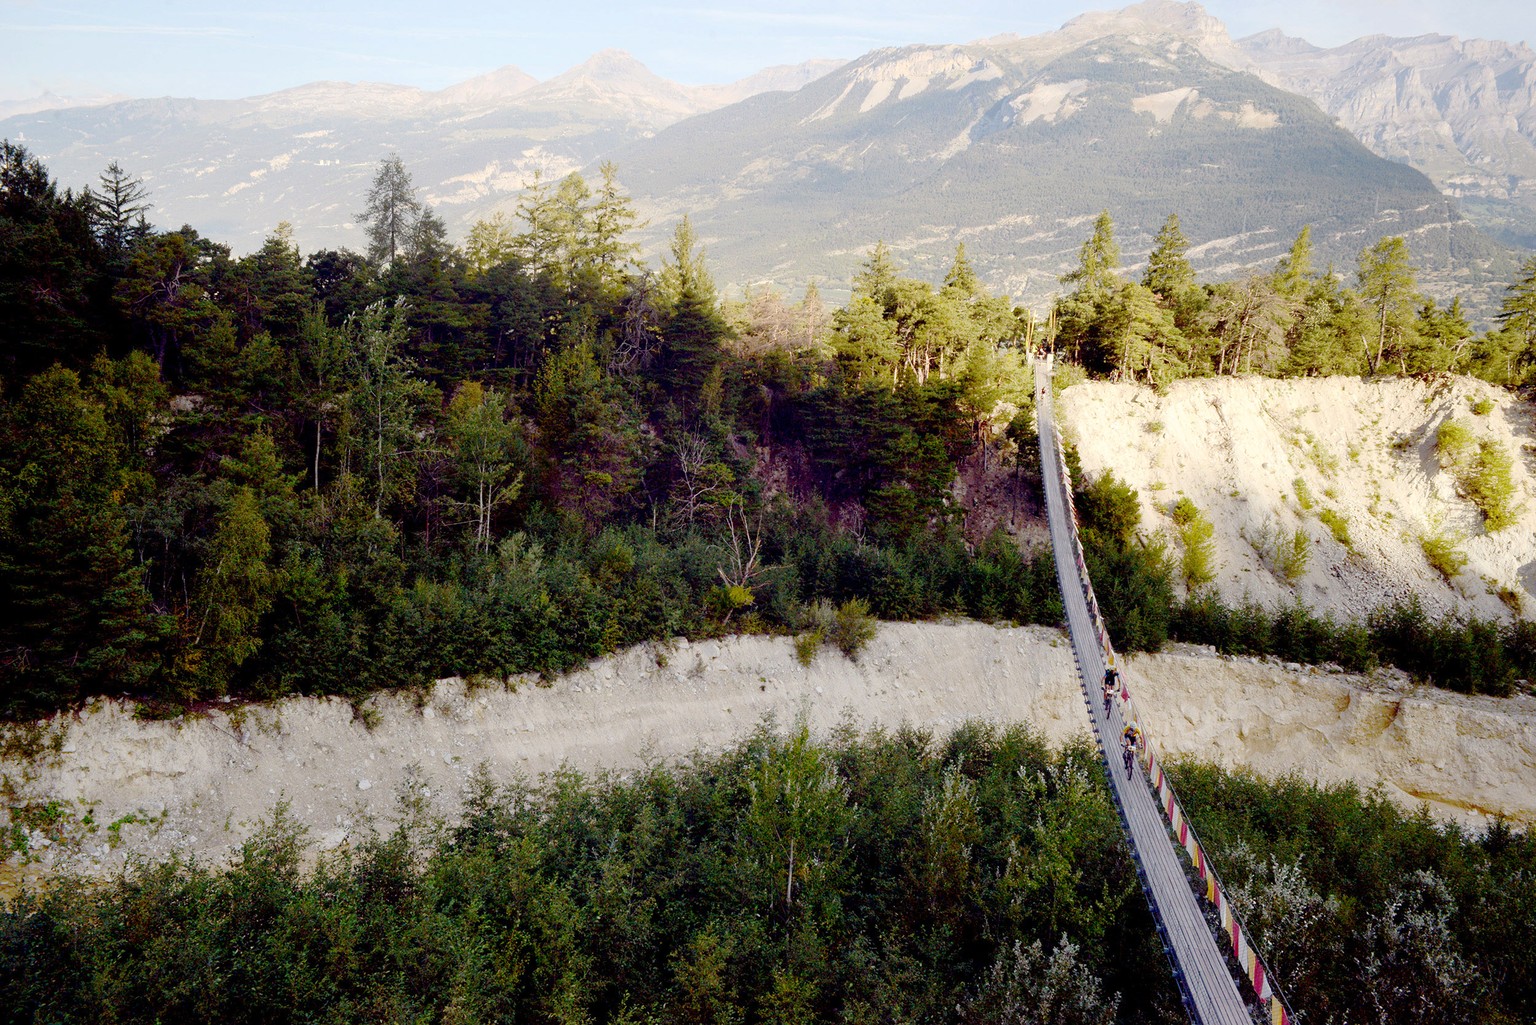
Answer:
357;154;421;267
853;241;899;307
0;367;161;710
1143;213;1195;302
1357;235;1419;374
943;242;981;300
184;486;272;698
1062;210;1120;296
1496;254;1536;376
657;217;728;408
1274;225;1315;297
88;160;152;263
464;211;519;279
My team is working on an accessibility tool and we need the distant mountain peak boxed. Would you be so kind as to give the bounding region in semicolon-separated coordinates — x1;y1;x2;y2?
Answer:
563;49;655;79
979;0;1257;76
1058;0;1228;44
800;43;1008;122
513;49;706;127
1237;28;1320;57
431;65;537;107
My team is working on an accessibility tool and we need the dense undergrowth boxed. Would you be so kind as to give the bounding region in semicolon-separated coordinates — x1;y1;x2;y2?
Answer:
3;722;1532;1025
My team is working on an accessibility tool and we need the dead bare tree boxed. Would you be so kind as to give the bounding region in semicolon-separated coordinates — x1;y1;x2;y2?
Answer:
717;500;764;592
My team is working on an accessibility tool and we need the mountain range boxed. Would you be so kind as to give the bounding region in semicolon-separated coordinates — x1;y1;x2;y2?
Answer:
1240;27;1536;249
1;1;1531;311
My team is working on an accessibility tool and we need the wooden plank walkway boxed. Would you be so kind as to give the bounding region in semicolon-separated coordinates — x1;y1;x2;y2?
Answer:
1035;362;1252;1025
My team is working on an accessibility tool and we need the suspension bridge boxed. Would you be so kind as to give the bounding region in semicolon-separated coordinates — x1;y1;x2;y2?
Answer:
1035;357;1294;1025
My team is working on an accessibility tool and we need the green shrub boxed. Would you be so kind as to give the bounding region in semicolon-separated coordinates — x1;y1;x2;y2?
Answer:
794;630;823;667
1419;523;1468;582
1084;539;1174;652
1077;469;1141;550
1437;418;1476;468
830;598;878;659
1469;396;1494;416
1469;441;1519;531
1279;529;1310;583
1319;508;1352;550
1439;421;1520;530
1293;477;1315;511
1170;498;1216;589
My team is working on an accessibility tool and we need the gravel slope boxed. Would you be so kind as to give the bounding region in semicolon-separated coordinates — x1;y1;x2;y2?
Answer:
1059;375;1536;622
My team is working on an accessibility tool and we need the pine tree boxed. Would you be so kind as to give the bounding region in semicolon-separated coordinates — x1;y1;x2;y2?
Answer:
1495;254;1536;377
357;154;421;267
404;205;451;266
587;161;641;297
657;217;728;409
853;241;899;307
1357;236;1420;374
1274;225;1315;297
1142;213;1195;303
0;141;102;382
88;160;152;263
1062;210;1120;296
0;367;161;711
943;242;981;300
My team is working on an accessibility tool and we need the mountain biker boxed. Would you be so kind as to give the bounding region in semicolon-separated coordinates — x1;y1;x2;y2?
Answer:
1121;724;1142;777
1102;667;1119;715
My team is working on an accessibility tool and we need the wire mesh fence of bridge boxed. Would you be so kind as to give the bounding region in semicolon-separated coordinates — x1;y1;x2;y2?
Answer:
1034;358;1296;1025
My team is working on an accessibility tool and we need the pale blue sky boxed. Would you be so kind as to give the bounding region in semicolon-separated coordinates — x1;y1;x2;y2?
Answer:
2;0;1532;102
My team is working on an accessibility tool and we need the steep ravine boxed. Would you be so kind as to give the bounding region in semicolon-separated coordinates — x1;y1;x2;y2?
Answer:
6;622;1535;897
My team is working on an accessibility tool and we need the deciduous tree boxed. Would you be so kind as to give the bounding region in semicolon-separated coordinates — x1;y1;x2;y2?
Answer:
342;300;436;516
444;382;524;552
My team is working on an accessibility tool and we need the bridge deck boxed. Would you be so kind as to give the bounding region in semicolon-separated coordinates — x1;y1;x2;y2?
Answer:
1036;365;1252;1025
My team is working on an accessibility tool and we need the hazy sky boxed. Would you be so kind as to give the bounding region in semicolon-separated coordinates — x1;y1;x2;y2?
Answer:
3;0;1533;102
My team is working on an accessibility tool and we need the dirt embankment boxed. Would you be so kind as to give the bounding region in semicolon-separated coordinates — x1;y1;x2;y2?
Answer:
6;622;1535;896
1059;375;1536;622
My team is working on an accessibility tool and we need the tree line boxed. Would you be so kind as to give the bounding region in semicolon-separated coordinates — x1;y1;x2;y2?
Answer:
1052;211;1536;386
3;140;1533;718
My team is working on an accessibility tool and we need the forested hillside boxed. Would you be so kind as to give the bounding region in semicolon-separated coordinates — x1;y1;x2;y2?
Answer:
2;140;1535;720
0;143;1059;719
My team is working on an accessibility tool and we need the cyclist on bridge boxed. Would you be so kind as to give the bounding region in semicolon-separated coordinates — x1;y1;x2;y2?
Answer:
1102;667;1119;715
1121;723;1142;777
